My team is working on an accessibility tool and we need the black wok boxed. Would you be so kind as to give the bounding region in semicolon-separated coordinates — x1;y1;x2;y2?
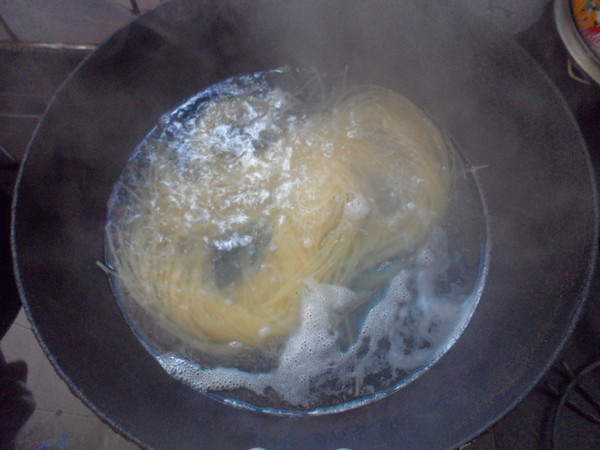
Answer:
11;0;598;448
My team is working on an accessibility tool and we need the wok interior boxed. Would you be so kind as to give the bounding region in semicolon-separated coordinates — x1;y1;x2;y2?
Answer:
12;0;597;448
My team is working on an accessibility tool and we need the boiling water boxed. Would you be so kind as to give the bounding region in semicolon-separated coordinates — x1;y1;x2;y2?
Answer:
158;227;483;413
106;68;488;414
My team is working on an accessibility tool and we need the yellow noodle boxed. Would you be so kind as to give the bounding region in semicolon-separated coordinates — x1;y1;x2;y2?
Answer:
108;85;453;351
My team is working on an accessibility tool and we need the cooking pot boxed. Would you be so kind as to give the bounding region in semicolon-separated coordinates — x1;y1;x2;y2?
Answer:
11;0;598;448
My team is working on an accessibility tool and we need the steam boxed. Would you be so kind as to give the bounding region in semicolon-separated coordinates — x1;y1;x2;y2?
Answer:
456;0;552;34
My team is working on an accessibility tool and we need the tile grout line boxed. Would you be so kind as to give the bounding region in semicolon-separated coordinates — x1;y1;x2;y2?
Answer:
0;112;41;119
35;407;96;419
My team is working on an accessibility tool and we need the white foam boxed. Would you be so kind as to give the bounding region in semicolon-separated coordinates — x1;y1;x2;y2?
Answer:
258;326;273;339
157;227;479;412
302;237;313;248
345;192;371;220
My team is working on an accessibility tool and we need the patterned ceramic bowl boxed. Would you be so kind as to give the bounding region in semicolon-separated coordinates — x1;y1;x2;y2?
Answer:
555;0;600;83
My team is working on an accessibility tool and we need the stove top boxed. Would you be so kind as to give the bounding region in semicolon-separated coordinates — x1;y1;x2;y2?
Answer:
1;3;599;448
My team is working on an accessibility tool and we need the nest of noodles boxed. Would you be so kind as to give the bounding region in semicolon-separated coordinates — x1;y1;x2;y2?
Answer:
106;83;454;355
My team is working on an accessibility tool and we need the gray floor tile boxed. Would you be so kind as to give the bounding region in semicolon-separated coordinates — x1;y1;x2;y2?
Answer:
15;409;105;449
1;320;46;388
2;319;140;449
13;308;30;328
0;0;161;45
101;427;140;450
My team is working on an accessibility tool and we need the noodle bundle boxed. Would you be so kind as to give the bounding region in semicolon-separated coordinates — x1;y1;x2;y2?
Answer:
107;81;453;352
